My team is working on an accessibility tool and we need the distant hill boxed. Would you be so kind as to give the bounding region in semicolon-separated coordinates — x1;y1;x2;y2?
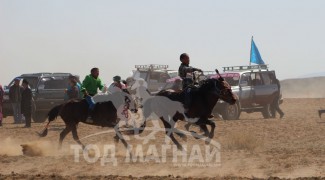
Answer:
299;72;325;78
281;76;325;98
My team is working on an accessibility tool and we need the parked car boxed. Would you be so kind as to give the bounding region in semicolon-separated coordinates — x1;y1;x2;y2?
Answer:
2;73;80;123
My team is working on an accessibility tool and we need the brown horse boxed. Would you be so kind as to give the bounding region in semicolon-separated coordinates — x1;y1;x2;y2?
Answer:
39;91;138;149
130;70;237;150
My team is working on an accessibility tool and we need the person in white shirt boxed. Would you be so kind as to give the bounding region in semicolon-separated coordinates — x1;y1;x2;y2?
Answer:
108;75;130;127
108;76;126;94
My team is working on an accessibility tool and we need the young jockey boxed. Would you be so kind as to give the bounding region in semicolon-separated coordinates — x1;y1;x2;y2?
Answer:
82;67;106;96
108;75;131;127
178;53;202;89
81;89;96;121
108;76;126;94
178;53;202;109
178;53;214;118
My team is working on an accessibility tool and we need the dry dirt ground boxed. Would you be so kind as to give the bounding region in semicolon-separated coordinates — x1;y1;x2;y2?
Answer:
1;98;325;179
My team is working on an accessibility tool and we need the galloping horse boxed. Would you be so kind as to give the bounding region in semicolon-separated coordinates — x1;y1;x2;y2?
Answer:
39;91;138;149
130;70;237;150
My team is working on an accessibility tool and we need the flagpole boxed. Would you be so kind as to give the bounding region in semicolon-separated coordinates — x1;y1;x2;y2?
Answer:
249;36;253;66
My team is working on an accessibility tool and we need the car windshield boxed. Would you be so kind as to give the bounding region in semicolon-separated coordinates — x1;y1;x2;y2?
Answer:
224;77;239;86
38;77;69;89
8;77;39;90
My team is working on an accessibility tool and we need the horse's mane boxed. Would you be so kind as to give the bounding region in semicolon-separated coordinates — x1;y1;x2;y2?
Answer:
156;90;184;102
199;78;231;91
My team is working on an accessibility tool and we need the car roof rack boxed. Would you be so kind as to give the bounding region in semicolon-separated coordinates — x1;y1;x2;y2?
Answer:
223;64;269;72
20;72;73;77
21;73;52;76
135;64;169;71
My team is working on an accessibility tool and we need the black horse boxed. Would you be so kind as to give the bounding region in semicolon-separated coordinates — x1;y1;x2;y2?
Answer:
39;91;138;149
130;70;237;150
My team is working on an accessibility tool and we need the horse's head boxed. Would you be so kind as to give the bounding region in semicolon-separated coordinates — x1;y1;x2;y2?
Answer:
198;77;236;105
214;79;237;105
210;69;237;105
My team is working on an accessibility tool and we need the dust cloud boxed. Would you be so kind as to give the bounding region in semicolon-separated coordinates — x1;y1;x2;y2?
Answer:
0;138;58;156
281;77;325;98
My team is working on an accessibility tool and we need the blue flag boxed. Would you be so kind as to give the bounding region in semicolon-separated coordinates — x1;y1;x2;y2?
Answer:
250;38;265;64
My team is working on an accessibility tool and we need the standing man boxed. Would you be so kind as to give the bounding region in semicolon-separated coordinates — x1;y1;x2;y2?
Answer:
21;79;32;128
9;78;23;124
82;67;106;96
270;74;284;119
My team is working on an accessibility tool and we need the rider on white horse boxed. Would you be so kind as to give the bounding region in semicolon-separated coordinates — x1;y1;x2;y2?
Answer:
107;76;130;127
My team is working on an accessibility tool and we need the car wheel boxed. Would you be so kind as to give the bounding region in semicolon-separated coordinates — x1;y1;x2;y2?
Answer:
262;104;272;119
222;103;240;120
32;111;47;123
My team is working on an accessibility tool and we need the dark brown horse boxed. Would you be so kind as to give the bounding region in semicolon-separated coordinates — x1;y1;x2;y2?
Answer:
130;71;237;150
39;91;137;149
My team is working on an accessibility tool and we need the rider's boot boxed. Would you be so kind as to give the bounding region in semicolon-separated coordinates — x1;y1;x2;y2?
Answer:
86;109;94;123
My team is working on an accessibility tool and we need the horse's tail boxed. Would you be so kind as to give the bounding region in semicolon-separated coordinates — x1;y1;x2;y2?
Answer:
48;104;63;122
38;104;63;137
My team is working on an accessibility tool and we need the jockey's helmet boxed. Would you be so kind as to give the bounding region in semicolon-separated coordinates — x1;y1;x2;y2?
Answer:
113;76;121;82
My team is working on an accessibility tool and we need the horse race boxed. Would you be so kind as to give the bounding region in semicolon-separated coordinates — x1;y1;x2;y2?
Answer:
1;1;325;180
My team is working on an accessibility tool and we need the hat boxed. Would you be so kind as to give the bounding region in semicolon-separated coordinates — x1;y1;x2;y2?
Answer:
113;76;121;82
14;77;21;81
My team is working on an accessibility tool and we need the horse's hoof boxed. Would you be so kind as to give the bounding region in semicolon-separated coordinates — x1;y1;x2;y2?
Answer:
205;138;211;145
181;135;187;142
114;136;119;143
184;124;191;131
177;145;183;151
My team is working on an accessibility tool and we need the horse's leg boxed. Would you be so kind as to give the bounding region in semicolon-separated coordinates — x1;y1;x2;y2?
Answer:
199;124;209;137
114;125;133;158
59;126;72;149
171;116;187;141
161;119;184;151
114;125;129;148
71;125;85;149
205;120;216;144
186;117;207;140
195;120;216;144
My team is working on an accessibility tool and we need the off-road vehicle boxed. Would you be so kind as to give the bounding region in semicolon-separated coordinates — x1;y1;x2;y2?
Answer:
212;65;282;120
2;73;79;123
127;64;178;92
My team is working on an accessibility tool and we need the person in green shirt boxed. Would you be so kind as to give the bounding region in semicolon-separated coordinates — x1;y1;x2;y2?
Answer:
82;67;106;96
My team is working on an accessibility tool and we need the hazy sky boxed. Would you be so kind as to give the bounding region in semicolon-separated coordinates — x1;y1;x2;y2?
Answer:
1;0;324;85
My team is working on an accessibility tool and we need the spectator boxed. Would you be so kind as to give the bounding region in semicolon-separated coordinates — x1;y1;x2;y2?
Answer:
65;78;80;100
21;79;32;128
9;78;23;124
270;74;284;119
0;84;4;126
82;67;106;96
